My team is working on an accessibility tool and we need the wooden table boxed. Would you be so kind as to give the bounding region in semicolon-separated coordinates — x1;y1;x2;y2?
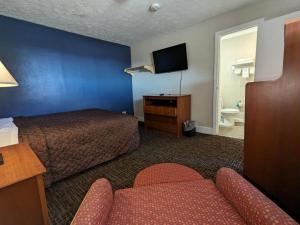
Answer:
0;143;49;225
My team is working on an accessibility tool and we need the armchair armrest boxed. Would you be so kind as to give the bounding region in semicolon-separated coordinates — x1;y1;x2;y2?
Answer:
71;178;113;225
216;168;298;225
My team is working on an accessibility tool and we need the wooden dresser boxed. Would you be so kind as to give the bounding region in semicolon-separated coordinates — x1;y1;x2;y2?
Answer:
143;95;191;137
0;144;49;225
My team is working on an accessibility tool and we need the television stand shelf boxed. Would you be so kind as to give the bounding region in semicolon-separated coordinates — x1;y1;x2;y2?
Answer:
143;95;191;137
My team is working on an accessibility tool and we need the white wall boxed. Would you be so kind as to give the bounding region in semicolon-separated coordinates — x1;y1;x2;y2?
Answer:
131;0;300;130
255;10;300;81
220;31;257;112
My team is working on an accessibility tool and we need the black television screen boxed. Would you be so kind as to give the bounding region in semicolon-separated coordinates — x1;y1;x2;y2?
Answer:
152;43;188;74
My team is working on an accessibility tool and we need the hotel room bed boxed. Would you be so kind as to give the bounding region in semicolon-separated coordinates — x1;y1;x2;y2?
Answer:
14;109;140;187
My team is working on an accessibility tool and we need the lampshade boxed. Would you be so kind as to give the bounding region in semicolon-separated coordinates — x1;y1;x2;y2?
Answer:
0;61;18;87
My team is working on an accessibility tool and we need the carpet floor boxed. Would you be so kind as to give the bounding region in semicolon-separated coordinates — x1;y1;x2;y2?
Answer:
46;126;244;225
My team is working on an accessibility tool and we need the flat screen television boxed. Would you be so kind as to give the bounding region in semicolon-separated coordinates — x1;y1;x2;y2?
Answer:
152;43;188;74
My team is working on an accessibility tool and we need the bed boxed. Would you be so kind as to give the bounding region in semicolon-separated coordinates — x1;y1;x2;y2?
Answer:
14;109;140;187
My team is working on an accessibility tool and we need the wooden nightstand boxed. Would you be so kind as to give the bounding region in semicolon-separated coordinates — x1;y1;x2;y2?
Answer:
0;143;49;225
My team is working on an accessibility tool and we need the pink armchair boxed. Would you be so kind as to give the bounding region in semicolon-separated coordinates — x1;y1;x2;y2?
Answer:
71;179;113;225
71;167;298;225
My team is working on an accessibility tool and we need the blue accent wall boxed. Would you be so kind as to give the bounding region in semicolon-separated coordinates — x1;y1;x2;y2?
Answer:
0;16;133;118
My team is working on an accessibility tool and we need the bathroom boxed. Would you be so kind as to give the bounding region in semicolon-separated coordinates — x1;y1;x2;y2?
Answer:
218;27;258;139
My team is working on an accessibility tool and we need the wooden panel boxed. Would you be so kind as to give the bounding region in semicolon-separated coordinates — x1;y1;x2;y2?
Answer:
244;20;300;220
0;143;46;188
144;105;177;117
36;175;50;225
143;95;182;101
0;177;47;225
176;95;191;137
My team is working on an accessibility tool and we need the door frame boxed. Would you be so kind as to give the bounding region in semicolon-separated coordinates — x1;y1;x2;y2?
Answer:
213;19;264;135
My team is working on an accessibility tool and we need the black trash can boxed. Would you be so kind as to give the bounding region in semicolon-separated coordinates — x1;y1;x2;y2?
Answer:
183;120;196;137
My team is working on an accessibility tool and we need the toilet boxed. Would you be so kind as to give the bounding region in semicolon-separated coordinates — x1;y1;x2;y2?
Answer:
219;96;241;128
219;108;240;128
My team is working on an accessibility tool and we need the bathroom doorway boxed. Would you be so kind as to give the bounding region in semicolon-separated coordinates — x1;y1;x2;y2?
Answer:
214;22;259;139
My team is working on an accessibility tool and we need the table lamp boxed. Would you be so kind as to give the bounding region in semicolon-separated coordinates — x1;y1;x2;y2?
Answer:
0;61;18;87
0;60;18;165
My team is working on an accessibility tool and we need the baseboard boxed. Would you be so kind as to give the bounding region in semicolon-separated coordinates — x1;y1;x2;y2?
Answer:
196;125;216;135
137;116;144;122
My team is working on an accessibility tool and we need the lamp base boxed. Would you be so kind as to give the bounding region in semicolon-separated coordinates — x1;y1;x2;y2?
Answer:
0;153;3;165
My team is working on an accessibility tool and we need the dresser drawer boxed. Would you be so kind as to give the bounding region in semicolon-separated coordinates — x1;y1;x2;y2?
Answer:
144;106;177;117
145;120;177;134
145;114;177;124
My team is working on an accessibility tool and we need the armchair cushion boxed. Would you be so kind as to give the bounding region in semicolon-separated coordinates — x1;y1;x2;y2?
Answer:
71;178;113;225
216;168;298;225
134;163;203;187
108;179;246;225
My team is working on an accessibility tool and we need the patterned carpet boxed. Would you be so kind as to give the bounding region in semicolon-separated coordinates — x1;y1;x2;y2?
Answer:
46;126;244;225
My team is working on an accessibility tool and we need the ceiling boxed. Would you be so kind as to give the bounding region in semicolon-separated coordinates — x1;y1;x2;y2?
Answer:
0;0;264;46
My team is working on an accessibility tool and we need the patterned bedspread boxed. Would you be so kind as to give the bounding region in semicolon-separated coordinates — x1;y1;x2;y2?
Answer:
14;109;140;187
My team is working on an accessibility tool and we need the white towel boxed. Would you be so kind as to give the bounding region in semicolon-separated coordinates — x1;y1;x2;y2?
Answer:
0;117;14;127
242;68;249;78
249;67;255;74
234;68;242;75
